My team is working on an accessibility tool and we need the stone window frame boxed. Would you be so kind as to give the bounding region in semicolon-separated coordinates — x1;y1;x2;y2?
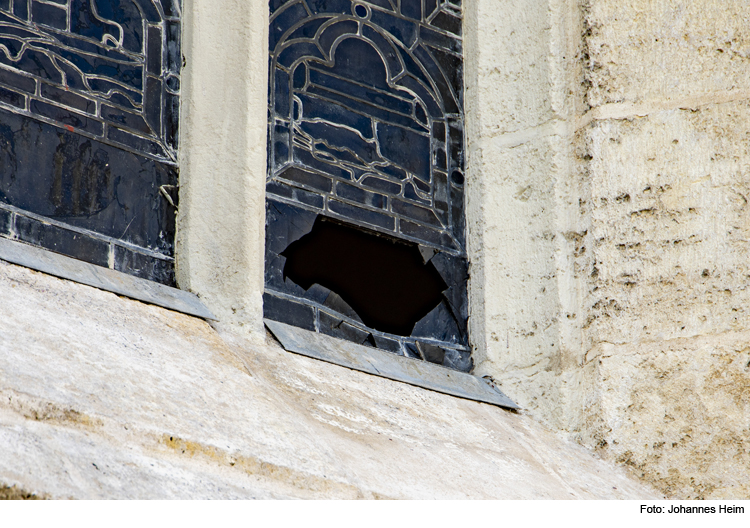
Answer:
176;0;579;409
0;0;579;415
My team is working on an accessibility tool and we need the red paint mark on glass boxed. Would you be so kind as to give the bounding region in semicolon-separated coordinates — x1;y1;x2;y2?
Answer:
64;125;75;132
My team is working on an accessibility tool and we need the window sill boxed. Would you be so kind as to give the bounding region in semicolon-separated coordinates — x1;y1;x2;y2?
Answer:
265;319;519;410
0;236;215;321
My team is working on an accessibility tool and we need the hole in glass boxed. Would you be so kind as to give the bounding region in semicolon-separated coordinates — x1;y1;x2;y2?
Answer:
354;4;368;18
281;217;447;336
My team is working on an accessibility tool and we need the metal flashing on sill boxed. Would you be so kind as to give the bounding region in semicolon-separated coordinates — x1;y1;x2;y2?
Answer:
265;319;520;410
0;237;217;321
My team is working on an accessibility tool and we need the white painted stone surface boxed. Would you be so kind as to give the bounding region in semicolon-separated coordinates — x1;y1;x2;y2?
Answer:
175;0;268;335
0;261;657;499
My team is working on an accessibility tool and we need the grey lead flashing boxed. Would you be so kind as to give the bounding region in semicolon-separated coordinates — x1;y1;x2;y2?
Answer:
265;319;520;410
0;237;217;321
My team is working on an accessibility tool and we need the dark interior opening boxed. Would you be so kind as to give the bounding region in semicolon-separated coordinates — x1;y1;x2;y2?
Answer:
282;217;447;336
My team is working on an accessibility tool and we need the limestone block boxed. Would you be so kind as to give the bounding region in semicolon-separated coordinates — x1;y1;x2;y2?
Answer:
583;101;750;346
584;0;750;108
468;135;558;359
585;333;750;499
467;131;590;429
465;0;574;136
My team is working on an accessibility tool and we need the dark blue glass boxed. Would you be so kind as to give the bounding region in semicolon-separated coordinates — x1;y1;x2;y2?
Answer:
0;2;181;285
266;0;470;370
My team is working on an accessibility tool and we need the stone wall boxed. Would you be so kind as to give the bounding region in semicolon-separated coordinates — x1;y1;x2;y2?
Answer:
465;0;750;498
577;0;750;499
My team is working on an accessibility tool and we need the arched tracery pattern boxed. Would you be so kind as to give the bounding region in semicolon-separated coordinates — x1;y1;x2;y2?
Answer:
265;0;472;371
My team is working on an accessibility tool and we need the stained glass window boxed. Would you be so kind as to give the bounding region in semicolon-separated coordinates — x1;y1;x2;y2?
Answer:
0;1;181;285
265;0;471;371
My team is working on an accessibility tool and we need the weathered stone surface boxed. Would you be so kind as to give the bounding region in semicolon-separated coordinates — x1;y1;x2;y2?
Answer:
464;0;750;499
584;102;750;346
583;0;750;108
0;261;656;499
177;0;269;334
573;99;750;499
582;333;750;499
463;0;587;438
465;0;557;135
466;133;574;430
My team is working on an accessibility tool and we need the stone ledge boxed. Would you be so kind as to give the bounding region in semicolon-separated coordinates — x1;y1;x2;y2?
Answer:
0;260;659;499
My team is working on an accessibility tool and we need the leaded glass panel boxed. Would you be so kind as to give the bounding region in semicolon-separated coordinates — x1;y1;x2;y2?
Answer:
265;0;471;371
0;1;181;285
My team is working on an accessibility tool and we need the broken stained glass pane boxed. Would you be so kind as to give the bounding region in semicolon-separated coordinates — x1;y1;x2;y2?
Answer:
265;0;470;371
